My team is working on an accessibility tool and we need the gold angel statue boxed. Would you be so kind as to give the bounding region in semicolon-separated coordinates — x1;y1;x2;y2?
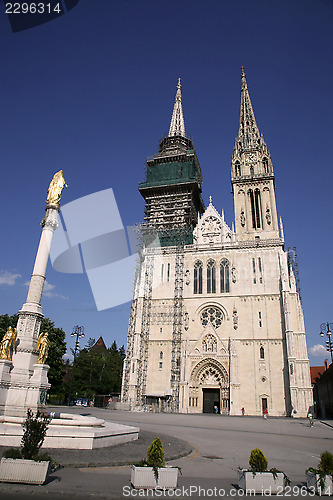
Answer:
37;332;50;364
46;170;68;206
0;326;17;361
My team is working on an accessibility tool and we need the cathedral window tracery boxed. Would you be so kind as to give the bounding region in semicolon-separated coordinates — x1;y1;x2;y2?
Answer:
220;258;230;293
200;306;223;328
202;334;217;353
248;188;262;229
194;261;203;294
207;259;216;293
253;257;256;284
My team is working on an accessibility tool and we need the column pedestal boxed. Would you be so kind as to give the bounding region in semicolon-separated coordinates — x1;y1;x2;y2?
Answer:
0;360;12;415
4;364;50;418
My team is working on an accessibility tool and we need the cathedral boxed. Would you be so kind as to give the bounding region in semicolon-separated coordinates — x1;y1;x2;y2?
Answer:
121;69;313;417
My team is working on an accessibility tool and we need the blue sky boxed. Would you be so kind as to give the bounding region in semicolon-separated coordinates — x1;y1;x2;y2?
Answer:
0;0;332;366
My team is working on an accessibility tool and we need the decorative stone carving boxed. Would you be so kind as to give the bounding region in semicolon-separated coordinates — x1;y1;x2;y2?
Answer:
233;305;238;330
265;206;272;225
240;210;245;227
184;312;189;331
232;266;237;283
202;334;217;353
185;270;190;285
193;199;235;246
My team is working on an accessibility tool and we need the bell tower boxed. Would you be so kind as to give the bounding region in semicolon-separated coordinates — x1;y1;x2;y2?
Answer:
139;79;204;246
232;68;280;242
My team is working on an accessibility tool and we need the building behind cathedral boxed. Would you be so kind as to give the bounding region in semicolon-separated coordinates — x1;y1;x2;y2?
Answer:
121;70;313;417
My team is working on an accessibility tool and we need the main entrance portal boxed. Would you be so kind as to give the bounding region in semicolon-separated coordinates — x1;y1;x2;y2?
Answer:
190;358;229;414
203;388;220;413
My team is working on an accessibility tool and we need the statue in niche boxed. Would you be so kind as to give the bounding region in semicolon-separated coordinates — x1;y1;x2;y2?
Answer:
240;210;245;227
233;306;238;330
232;266;237;283
0;326;17;361
185;270;190;285
47;170;68;206
184;312;189;331
266;206;272;225
37;332;50;364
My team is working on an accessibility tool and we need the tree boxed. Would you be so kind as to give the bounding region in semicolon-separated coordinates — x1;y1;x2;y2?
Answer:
0;314;67;392
67;339;126;398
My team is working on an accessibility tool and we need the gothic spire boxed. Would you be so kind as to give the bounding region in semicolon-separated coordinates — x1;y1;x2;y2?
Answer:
168;78;186;137
237;67;261;150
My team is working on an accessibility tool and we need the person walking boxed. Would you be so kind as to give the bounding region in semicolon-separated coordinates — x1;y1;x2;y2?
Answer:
263;408;268;419
241;407;245;416
307;411;314;427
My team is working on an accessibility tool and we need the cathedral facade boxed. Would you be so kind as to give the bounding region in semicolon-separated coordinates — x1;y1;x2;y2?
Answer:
121;70;313;417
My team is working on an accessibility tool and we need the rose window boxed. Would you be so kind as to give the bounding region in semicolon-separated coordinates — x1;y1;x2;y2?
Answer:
200;306;223;328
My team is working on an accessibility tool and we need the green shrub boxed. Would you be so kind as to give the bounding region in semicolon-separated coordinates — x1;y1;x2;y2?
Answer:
318;451;333;475
134;436;181;482
3;448;22;459
21;409;50;460
147;437;165;469
249;449;268;472
306;451;333;491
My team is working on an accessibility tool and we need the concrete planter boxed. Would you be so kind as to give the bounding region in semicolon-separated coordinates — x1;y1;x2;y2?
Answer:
306;472;333;495
0;458;50;485
131;465;178;488
238;469;285;493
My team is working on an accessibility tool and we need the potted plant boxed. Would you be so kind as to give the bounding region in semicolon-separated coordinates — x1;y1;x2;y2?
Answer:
306;451;333;495
131;436;180;488
0;409;53;485
238;448;290;494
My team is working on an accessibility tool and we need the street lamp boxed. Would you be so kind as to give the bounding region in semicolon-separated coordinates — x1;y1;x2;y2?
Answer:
67;325;85;405
320;322;333;364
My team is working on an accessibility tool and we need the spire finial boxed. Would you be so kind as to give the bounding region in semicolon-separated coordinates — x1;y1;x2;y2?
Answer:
237;68;261;149
209;195;212;205
168;78;186;137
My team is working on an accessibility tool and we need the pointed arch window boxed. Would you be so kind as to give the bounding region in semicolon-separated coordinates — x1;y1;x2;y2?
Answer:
194;261;203;294
248;189;262;229
220;258;230;293
255;189;262;228
202;334;217;353
260;346;265;359
263;157;269;173
235;161;241;177
207;259;216;293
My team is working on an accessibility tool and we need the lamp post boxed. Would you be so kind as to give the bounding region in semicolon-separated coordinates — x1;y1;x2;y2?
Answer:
67;325;85;405
320;322;333;364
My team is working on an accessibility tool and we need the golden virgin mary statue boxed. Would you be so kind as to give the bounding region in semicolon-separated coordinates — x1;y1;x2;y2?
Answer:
46;170;68;206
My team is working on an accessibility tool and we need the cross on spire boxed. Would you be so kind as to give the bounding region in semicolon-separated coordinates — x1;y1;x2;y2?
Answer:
168;78;186;137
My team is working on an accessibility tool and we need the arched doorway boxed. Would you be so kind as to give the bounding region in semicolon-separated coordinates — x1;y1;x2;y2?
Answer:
190;358;229;414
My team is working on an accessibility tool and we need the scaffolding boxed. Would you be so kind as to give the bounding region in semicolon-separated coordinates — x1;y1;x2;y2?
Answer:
170;236;185;412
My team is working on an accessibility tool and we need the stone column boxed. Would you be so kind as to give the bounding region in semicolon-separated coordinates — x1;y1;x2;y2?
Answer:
4;205;59;417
